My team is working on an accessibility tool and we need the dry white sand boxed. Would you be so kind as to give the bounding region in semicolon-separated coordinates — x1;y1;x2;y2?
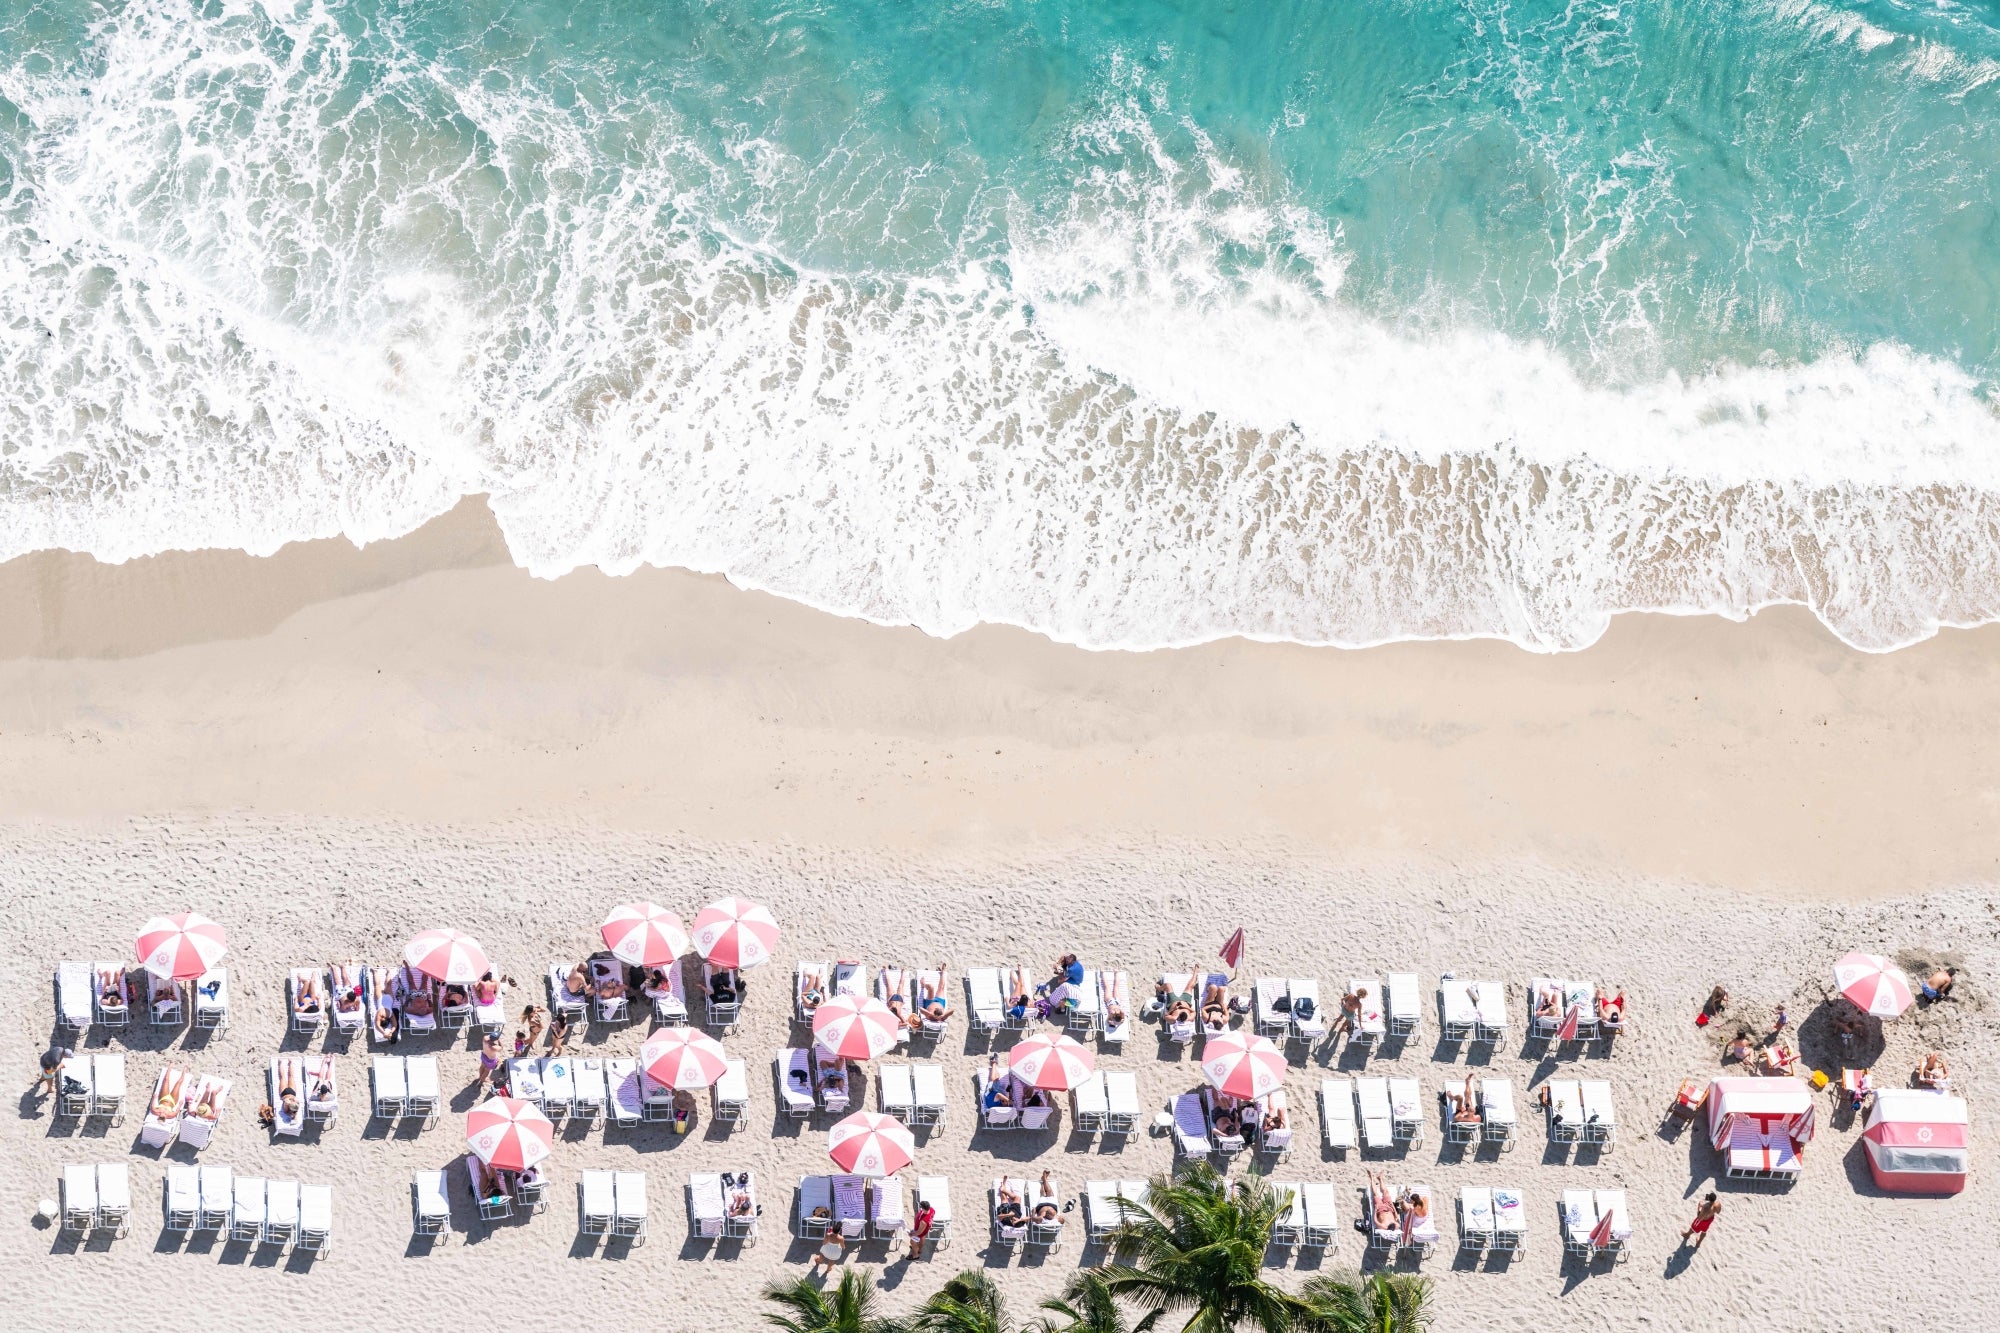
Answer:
3;500;1997;1330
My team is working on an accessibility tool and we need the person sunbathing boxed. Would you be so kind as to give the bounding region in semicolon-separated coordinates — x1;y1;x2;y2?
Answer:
1263;1102;1288;1134
885;992;920;1032
1367;1171;1397;1230
277;1067;301;1121
1005;975;1032;1023
475;1160;508;1203
443;982;470;1008
1201;985;1230;1029
98;967;126;1006
151;1071;186;1120
373;1004;400;1043
1212;1106;1239;1136
1917;1052;1951;1088
564;962;595;999
1444;1075;1481;1125
982;1056;1015;1111
1534;985;1561;1019
643;968;674;998
709;969;739;1005
596;970;627;1001
295;973;322;1014
190;1084;222;1121
727;1176;755;1217
798;968;827;1012
405;987;435;1019
1596;988;1626;1031
474;972;500;1006
1400;1190;1430;1226
919;969;953;1024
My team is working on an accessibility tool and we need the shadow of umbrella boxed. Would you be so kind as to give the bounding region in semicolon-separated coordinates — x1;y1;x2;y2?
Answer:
1797;997;1884;1074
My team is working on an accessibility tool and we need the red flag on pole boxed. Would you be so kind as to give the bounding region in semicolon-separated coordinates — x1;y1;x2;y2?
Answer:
1218;928;1245;971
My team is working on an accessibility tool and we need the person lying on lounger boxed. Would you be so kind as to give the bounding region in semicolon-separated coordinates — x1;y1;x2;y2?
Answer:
596;970;626;1002
1917;1052;1951;1089
474;972;501;1007
1399;1190;1429;1228
292;974;321;1015
1534;985;1561;1019
1367;1171;1397;1230
564;963;596;999
709;969;739;1006
443;982;470;1009
982;1056;1015;1111
98;968;126;1006
643;968;674;999
918;969;953;1024
1596;987;1626;1032
1262;1102;1288;1135
277;1067;301;1121
190;1084;222;1121
798;968;826;1013
373;1004;400;1043
405;987;435;1019
1444;1075;1481;1126
1202;983;1230;1030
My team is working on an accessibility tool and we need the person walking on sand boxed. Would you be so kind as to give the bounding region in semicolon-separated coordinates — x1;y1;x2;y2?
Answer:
1681;1194;1723;1248
477;1031;503;1096
1769;1002;1789;1040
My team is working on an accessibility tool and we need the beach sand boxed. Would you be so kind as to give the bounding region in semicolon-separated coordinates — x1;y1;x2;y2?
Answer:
3;498;1995;1330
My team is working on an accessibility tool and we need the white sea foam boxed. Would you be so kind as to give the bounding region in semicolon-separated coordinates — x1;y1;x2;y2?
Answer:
4;0;2000;653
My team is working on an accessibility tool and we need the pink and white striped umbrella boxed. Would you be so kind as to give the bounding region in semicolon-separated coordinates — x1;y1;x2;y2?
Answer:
690;897;780;969
134;912;228;981
1006;1031;1096;1090
1199;1030;1288;1099
813;994;902;1061
465;1097;554;1172
640;1026;730;1089
1834;952;1914;1018
404;928;491;984
600;901;690;967
827;1111;915;1177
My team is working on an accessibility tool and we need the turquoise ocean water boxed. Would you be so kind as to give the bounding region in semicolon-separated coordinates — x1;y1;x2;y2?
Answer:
2;0;1998;648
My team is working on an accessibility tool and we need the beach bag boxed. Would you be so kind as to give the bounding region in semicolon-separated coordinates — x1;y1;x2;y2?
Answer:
1292;997;1315;1021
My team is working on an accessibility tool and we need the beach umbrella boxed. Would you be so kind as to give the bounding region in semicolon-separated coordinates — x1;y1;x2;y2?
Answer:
1218;928;1245;970
600;901;690;967
1007;1031;1095;1090
1199;1030;1287;1099
1556;1003;1582;1044
465;1097;554;1172
812;994;902;1061
134;912;228;981
1587;1209;1615;1250
1833;952;1913;1018
827;1111;915;1178
404;928;490;984
640;1026;730;1089
690;897;780;969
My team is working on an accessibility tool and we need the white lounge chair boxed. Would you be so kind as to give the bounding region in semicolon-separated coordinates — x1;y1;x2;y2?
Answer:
396;967;437;1036
1480;1078;1517;1150
290;967;327;1034
879;1063;915;1122
587;957;627;1025
473;975;506;1036
776;1048;814;1119
1299;1181;1339;1251
363;966;400;1045
1386;973;1420;1038
328;961;366;1033
701;961;742;1030
1028;1174;1064;1250
304;1054;338;1126
1072;1071;1108;1133
265;1180;301;1247
94;962;131;1028
878;966;913;1047
57;1054;93;1119
579;1169;613;1234
164;1164;199;1233
1471;981;1507;1045
404;1055;441;1125
870;1175;905;1240
1349;978;1386;1044
1458;1187;1493;1252
833;1173;867;1239
975;1063;1017;1129
1288;978;1327;1045
712;1057;749;1123
1319;1077;1357;1153
1067;966;1103;1035
648;957;688;1025
607;1057;642;1127
271;1057;309;1137
725;1173;760;1242
1084;1179;1126;1244
372;1055;408;1121
467;1157;511;1222
61;1164;97;1233
638;1064;674;1123
1260;1089;1294;1157
139;1065;187;1150
967;967;1004;1033
914;966;950;1039
991;1177;1029;1247
1592;1188;1631;1260
230;1175;266;1242
814;1051;852;1115
1559;1189;1597;1257
199;1168;234;1232
1097;970;1132;1045
916;1176;952;1252
147;970;183;1027
1579;1079;1616;1148
613;1171;648;1241
540;1055;576;1122
56;960;92;1036
1439;977;1475;1042
548;962;588;1022
1171;1092;1211;1158
574;1058;609;1126
1492;1186;1527;1252
89;1053;125;1124
413;1170;449;1238
689;1171;725;1239
197;1166;232;1231
192;967;229;1030
1355;1077;1393;1152
1204;1087;1245;1155
1253;978;1288;1037
1545;1078;1583;1145
912;1062;948;1129
1103;1070;1139;1135
1159;972;1196;1045
177;1075;230;1149
1388;1077;1423;1146
97;1163;130;1236
795;961;831;1024
1267;1180;1304;1247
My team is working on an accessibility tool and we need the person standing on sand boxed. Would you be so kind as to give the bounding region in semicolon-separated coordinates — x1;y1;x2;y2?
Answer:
1681;1194;1723;1248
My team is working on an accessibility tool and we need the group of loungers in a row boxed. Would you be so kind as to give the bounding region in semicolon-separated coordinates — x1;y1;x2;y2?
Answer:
1167;1076;1616;1158
56;959;227;1032
57;1161;331;1254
